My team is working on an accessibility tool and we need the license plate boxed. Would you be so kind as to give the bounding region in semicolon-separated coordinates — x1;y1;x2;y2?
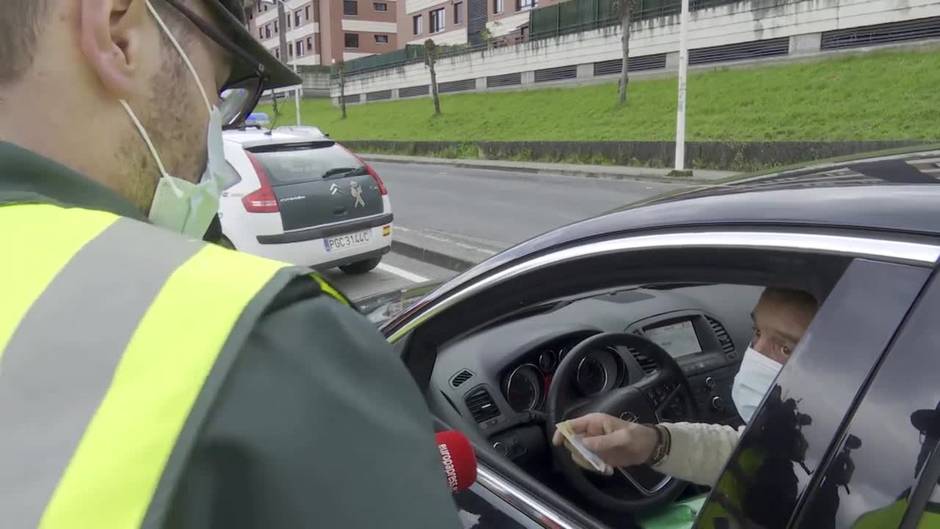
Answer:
324;230;372;252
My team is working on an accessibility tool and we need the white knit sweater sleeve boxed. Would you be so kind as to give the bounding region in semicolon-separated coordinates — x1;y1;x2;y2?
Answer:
651;422;744;486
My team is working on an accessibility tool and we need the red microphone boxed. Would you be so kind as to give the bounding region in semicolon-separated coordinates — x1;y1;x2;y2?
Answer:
436;430;478;494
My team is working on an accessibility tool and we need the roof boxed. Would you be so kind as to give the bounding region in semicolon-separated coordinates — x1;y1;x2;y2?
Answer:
468;147;940;277
640;146;940;206
222;126;330;149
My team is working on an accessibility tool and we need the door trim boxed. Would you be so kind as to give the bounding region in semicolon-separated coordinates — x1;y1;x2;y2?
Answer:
388;230;940;342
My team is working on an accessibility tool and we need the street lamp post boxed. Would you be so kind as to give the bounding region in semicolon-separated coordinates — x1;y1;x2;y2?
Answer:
673;0;690;175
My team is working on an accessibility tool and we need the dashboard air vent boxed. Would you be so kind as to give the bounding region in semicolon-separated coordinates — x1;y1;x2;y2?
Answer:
628;347;658;375
450;369;474;388
706;316;737;358
465;387;500;423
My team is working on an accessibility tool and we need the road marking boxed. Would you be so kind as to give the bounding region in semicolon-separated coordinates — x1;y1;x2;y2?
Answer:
377;263;429;283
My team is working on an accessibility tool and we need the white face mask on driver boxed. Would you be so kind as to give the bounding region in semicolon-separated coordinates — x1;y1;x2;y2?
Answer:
731;346;783;423
119;0;237;239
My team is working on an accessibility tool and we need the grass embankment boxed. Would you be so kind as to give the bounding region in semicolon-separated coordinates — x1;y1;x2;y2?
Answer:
261;50;940;145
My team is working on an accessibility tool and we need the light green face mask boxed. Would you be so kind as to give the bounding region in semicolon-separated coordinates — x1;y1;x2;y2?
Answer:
120;0;238;239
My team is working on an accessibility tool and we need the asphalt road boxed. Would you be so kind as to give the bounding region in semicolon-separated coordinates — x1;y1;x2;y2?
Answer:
328;162;694;302
373;161;689;249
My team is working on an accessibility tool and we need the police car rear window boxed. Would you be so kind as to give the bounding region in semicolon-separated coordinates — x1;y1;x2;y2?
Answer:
248;142;364;185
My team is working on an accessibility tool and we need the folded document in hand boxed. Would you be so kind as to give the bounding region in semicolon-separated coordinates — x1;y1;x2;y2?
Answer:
556;421;613;474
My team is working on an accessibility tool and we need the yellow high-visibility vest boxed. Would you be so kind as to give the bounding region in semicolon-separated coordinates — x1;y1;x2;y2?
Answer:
0;203;344;529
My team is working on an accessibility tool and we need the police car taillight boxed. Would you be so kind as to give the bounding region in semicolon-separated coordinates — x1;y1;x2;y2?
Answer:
243;151;280;213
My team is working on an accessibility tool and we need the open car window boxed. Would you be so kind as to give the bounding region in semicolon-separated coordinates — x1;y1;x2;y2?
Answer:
394;234;915;528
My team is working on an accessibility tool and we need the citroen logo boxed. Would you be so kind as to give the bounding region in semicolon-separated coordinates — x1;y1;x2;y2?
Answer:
620;412;639;423
330;183;340;195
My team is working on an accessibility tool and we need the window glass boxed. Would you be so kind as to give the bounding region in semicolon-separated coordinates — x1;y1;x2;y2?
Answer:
430;8;445;33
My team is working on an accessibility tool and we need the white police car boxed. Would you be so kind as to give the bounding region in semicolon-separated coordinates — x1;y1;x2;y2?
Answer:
220;115;392;274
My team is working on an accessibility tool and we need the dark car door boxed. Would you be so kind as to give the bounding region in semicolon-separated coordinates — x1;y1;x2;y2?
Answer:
694;259;934;529
792;270;940;529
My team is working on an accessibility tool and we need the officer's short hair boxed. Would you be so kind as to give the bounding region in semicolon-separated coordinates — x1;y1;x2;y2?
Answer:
0;0;48;83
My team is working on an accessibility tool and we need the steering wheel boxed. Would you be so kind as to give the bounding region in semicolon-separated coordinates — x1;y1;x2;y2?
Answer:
546;332;699;512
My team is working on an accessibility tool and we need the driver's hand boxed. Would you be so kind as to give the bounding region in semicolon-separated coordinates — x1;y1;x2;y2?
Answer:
552;413;659;471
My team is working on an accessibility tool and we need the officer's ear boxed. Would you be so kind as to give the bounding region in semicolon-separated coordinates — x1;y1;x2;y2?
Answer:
78;0;151;98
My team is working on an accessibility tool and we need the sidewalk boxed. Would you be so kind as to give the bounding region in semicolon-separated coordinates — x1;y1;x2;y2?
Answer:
362;154;738;183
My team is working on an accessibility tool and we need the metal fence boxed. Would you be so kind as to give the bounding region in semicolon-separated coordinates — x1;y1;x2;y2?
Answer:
335;0;763;79
527;0;757;41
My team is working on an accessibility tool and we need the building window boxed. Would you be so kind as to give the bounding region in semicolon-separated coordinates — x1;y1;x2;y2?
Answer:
454;2;463;24
264;25;271;39
307;37;314;51
493;0;503;14
375;34;390;43
305;5;311;20
344;0;358;15
345;33;360;48
295;10;302;26
274;48;279;59
413;14;423;35
296;41;303;57
516;0;535;9
430;8;445;33
373;2;388;11
259;27;264;39
287;16;291;29
273;20;278;34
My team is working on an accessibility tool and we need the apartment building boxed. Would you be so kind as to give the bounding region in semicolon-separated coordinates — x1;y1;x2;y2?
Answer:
245;0;399;65
397;0;561;48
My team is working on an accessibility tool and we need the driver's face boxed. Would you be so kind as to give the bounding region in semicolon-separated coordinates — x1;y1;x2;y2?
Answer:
751;291;816;365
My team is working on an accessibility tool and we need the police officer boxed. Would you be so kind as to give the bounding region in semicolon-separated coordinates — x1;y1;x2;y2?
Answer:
0;2;460;528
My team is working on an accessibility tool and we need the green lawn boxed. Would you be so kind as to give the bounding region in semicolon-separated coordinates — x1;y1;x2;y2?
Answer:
260;49;940;142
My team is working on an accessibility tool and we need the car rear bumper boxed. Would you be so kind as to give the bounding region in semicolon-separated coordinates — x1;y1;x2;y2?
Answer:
257;213;394;245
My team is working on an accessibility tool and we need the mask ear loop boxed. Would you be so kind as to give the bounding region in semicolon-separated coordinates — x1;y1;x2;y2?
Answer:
145;0;213;113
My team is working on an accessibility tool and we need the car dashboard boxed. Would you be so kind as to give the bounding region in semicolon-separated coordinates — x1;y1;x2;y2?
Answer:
429;284;761;466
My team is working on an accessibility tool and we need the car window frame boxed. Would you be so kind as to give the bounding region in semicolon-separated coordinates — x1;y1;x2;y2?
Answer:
385;228;940;529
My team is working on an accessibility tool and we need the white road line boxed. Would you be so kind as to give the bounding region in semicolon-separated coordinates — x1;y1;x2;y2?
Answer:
377;263;429;283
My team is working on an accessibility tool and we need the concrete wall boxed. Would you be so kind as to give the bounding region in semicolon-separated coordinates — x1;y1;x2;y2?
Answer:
342;139;925;170
332;0;940;99
298;67;333;97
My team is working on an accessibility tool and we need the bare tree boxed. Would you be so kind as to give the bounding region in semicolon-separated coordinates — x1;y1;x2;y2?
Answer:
334;61;347;119
424;39;442;115
617;0;635;105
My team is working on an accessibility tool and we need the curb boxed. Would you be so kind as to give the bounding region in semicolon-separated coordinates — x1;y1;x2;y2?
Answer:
391;240;477;273
363;155;724;184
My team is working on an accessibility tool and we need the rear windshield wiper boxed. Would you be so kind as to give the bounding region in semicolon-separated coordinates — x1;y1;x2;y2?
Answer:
322;167;367;179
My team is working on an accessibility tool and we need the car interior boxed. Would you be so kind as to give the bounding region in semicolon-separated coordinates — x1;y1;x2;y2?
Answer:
397;247;855;528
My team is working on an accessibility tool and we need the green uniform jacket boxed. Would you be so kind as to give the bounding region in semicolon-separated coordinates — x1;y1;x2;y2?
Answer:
0;142;462;529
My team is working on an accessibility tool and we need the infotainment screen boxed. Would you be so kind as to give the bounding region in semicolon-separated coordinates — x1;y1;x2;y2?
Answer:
644;320;702;357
